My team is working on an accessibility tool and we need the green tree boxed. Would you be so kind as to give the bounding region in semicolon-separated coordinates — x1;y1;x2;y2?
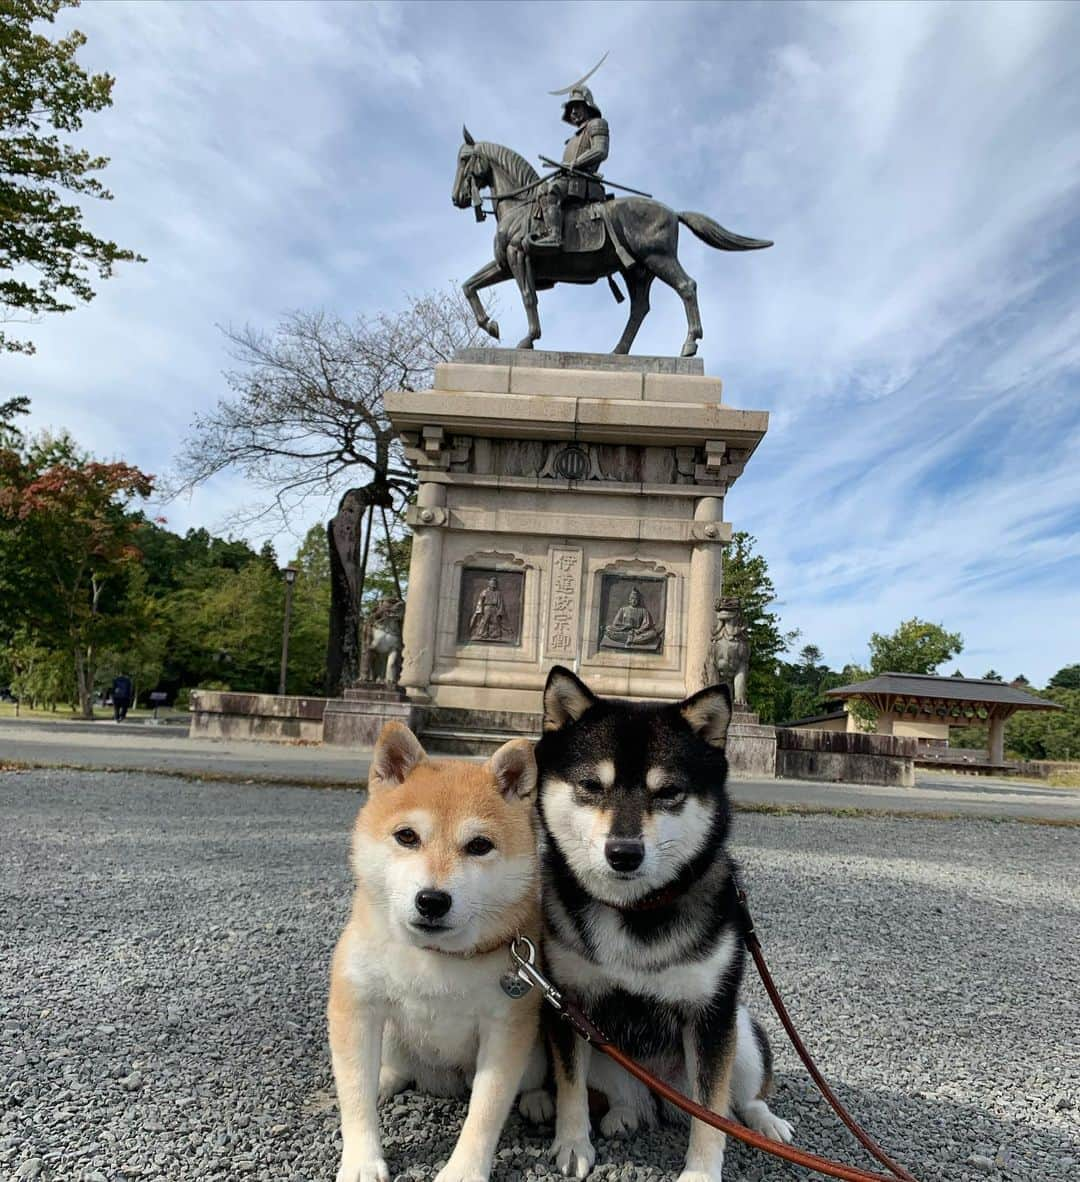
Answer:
1;0;143;354
775;643;846;723
361;529;410;612
95;566;165;704
0;395;30;446
1005;688;1080;761
868;618;963;676
982;669;1003;681
1048;664;1080;691
286;525;332;694
722;531;799;722
8;630;71;708
183;560;285;694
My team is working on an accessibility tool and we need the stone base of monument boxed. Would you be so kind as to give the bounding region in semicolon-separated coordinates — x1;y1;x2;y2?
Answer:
322;684;418;747
419;706;778;779
418;706;543;756
385;347;770;748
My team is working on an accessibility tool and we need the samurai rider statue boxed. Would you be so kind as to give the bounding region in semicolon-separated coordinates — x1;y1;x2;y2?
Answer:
452;53;773;356
530;84;609;249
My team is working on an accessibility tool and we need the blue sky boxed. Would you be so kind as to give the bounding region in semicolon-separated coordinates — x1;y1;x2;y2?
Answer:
10;0;1080;684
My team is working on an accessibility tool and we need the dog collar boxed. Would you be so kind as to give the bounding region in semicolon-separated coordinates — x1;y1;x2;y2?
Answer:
421;934;512;959
618;881;687;912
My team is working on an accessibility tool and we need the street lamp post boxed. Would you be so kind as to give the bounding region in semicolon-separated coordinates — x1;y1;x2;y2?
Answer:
279;567;298;696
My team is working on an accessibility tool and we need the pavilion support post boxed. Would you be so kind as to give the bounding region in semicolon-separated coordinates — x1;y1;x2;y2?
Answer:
876;712;895;736
987;711;1008;765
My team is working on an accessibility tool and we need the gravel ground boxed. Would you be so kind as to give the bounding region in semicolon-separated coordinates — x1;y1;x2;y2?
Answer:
2;768;1078;1182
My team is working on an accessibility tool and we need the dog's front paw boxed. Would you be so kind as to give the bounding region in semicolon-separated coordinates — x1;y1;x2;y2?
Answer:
742;1099;795;1143
519;1087;554;1123
337;1156;390;1182
675;1172;715;1182
757;1112;794;1143
434;1155;488;1182
551;1135;595;1179
599;1103;640;1138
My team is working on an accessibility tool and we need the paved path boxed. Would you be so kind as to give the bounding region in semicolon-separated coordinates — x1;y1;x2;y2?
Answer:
2;717;1078;821
2;768;1077;1181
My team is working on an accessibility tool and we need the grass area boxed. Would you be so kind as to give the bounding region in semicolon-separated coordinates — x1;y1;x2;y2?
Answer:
0;702;185;723
1047;768;1080;788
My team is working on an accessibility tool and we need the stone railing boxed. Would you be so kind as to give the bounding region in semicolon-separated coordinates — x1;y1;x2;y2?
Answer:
775;728;916;788
189;690;329;743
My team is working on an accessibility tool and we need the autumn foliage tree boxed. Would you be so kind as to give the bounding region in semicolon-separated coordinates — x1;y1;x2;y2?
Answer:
0;442;153;715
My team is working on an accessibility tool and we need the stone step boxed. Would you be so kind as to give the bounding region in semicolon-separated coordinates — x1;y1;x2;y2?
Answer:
421;706;542;736
420;727;538;757
343;685;407;703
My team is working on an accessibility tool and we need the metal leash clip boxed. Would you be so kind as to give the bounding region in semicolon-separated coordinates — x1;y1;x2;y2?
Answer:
501;934;565;1011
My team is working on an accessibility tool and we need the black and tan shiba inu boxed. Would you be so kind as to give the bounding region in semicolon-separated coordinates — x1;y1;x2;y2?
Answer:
328;723;549;1182
535;667;793;1182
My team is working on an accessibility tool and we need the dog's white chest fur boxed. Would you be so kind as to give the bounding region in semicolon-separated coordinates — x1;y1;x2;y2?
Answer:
343;926;512;1070
548;918;738;1004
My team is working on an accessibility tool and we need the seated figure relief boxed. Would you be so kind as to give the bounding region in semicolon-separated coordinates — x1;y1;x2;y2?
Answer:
601;585;663;651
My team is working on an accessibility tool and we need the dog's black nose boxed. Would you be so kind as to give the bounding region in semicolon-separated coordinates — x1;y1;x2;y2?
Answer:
415;888;452;919
605;837;645;872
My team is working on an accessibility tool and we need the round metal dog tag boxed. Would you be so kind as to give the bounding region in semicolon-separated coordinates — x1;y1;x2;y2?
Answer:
500;970;533;999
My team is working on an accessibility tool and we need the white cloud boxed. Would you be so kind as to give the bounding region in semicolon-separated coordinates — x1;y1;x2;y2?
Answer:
11;0;1079;684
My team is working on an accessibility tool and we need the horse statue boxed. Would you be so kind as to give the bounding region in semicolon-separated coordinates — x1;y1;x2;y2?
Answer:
357;596;405;688
451;128;772;358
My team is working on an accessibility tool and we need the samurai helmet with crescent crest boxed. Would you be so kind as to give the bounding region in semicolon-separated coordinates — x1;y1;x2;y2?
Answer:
561;84;601;123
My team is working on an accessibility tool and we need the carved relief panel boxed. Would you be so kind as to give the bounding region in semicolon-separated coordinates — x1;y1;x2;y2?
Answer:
597;574;667;653
456;568;525;646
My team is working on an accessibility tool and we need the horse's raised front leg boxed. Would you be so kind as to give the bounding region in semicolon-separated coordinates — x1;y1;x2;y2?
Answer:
641;252;703;357
462;259;508;341
507;246;541;350
612;268;654;355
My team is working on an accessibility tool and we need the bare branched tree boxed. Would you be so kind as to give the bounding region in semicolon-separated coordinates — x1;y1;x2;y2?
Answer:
170;286;489;693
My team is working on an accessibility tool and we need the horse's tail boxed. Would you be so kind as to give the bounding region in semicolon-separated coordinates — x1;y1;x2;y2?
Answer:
678;212;773;251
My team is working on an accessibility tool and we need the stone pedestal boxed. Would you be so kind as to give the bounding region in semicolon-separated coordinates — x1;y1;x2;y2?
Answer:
322;685;419;747
727;709;778;780
385;349;768;746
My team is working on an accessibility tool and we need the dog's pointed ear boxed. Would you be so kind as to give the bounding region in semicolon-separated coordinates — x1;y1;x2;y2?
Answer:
680;684;733;749
488;737;537;801
543;665;597;732
370;721;427;789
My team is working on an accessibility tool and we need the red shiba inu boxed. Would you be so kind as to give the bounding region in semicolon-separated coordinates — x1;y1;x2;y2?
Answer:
328;722;548;1182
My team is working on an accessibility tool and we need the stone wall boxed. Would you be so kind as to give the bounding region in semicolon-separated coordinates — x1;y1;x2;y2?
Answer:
775;728;916;788
189;690;329;743
726;715;777;779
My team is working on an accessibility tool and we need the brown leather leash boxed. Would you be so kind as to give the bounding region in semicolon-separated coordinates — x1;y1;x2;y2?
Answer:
509;890;920;1182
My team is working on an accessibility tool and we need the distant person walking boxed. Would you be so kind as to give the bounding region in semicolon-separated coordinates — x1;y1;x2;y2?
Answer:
112;674;133;723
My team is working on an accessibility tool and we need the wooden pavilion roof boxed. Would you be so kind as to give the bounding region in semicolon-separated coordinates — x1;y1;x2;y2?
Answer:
826;672;1061;720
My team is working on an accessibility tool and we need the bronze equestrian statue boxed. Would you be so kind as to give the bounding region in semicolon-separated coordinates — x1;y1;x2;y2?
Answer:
452;84;772;358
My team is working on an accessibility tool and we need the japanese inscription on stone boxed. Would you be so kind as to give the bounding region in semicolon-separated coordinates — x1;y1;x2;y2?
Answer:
545;548;582;659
